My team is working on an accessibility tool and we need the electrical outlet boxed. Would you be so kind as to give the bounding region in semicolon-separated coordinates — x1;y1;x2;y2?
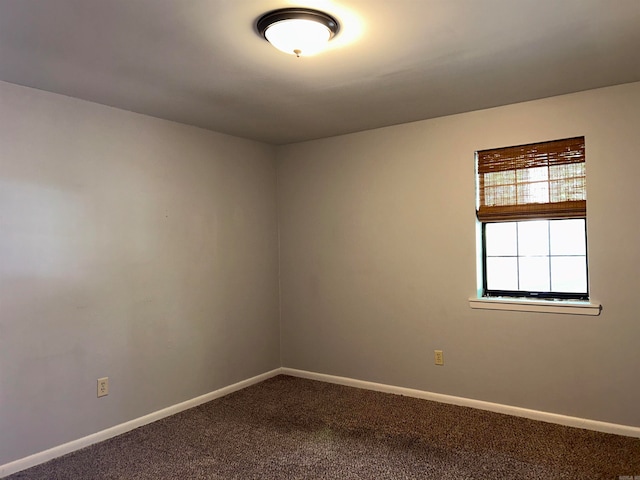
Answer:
434;350;444;366
97;377;109;397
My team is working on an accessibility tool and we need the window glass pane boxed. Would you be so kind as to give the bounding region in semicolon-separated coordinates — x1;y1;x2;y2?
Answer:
486;257;518;290
549;219;586;255
550;177;586;202
551;256;587;293
518;257;550;291
517;220;549;256
549;163;584;180
485;185;516;206
485;222;517;256
517;166;548;183
517;181;549;204
484;170;515;187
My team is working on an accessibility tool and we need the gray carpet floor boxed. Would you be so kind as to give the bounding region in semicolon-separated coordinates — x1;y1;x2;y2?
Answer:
6;375;640;479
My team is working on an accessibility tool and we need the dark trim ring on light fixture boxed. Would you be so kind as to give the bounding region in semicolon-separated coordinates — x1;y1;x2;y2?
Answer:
256;8;340;41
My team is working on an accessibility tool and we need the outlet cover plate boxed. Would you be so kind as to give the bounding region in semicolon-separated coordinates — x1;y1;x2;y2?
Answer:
97;377;109;397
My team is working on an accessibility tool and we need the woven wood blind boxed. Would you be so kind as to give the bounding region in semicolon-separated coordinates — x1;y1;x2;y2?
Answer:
476;137;586;222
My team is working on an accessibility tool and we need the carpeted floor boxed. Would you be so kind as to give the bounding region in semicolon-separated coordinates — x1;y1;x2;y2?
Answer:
6;375;640;479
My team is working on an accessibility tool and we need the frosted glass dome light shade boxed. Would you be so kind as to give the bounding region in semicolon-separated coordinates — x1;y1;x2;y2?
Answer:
257;8;339;57
265;19;331;56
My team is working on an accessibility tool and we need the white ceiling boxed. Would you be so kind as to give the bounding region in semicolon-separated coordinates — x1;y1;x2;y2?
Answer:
1;0;639;145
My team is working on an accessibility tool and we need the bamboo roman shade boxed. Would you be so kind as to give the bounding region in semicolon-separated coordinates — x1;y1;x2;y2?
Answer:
476;137;586;222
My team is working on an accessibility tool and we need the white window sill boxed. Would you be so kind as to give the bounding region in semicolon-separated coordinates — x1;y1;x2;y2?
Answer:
468;297;601;316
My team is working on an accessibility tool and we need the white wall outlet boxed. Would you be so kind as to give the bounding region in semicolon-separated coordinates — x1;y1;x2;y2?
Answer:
434;350;444;366
97;377;109;397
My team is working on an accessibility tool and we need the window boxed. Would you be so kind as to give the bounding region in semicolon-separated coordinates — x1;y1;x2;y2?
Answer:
476;137;588;300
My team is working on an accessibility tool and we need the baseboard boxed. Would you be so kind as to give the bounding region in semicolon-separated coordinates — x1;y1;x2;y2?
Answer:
5;367;638;477
281;367;640;439
0;368;281;478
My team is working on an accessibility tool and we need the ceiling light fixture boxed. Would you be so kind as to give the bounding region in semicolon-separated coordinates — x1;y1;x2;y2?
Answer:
257;8;339;57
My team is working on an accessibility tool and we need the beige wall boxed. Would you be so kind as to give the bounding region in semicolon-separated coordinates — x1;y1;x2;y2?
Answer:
277;81;640;427
0;81;280;464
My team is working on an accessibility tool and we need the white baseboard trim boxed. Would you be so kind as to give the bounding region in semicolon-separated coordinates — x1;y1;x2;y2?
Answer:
0;369;280;478
281;367;640;439
4;366;638;478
